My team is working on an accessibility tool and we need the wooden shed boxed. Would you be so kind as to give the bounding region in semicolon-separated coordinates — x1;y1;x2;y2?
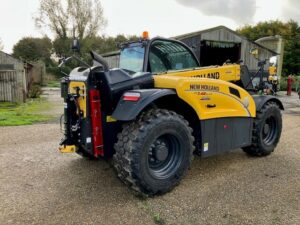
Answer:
0;51;27;102
174;26;277;72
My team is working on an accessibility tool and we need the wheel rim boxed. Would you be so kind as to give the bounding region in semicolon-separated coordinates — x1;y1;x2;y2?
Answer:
262;115;277;145
147;134;183;179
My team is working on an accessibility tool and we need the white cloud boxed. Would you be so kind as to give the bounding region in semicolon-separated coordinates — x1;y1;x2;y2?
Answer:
100;0;237;38
174;0;256;24
282;0;300;22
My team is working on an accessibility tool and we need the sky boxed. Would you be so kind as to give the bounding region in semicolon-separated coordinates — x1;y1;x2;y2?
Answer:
0;0;298;53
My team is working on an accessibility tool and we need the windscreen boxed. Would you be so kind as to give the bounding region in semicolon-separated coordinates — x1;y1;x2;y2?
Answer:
119;43;145;73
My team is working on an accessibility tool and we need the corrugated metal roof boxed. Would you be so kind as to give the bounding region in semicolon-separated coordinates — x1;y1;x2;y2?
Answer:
0;51;34;66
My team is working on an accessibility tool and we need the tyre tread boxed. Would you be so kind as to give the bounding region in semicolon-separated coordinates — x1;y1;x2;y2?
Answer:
113;109;194;195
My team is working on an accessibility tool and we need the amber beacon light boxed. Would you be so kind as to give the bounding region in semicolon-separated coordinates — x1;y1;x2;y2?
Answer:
142;31;149;39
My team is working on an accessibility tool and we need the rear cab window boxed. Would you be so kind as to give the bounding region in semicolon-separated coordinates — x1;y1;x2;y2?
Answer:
149;40;199;73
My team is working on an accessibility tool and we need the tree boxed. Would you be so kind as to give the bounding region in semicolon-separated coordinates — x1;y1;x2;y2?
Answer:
34;0;107;40
52;37;72;58
13;37;52;64
83;34;139;55
237;20;300;75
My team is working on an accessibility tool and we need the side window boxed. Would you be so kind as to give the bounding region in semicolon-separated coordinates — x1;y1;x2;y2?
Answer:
149;52;167;73
149;40;198;73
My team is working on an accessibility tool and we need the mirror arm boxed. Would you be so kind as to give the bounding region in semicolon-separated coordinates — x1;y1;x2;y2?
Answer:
73;55;91;68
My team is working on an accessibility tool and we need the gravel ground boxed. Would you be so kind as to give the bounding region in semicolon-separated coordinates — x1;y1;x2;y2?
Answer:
0;89;299;225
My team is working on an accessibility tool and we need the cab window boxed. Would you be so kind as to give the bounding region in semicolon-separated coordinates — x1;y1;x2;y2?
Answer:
149;40;198;73
119;43;145;73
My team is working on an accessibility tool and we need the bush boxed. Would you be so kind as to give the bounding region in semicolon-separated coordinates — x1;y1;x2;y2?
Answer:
46;66;73;78
46;66;62;78
279;78;287;91
28;85;43;98
279;76;300;91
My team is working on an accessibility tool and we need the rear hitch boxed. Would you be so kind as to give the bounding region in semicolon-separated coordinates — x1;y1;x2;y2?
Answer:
58;145;77;153
59;139;77;153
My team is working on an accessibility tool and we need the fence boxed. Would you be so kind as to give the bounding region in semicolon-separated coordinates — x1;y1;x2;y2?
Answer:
0;70;26;102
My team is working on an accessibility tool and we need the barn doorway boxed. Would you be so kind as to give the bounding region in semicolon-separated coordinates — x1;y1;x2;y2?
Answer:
200;40;241;66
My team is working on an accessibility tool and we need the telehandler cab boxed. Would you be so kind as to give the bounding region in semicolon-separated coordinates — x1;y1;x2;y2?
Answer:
59;32;283;195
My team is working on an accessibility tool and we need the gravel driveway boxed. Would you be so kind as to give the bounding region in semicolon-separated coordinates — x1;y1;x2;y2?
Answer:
0;89;299;225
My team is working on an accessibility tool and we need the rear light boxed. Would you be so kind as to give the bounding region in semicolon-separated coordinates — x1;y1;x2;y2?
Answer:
123;92;141;102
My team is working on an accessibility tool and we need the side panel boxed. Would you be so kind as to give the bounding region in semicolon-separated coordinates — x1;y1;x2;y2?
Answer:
154;75;256;120
200;117;253;157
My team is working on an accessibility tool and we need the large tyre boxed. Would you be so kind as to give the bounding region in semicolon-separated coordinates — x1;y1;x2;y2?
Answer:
113;109;194;195
243;101;282;156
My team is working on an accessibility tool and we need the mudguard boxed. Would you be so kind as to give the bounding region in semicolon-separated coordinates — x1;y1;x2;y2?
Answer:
252;95;284;111
112;89;176;121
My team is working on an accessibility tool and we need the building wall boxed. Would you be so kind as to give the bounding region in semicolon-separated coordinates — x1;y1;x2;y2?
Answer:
240;40;273;72
0;51;24;71
255;36;284;79
0;51;27;102
27;61;46;85
0;71;26;102
177;27;274;72
200;27;242;43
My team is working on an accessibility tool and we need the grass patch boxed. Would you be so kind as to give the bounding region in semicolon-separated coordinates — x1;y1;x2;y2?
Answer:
0;98;53;126
46;80;60;88
139;201;167;225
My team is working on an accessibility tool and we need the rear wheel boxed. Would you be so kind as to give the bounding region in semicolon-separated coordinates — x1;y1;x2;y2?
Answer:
113;109;194;195
243;101;282;156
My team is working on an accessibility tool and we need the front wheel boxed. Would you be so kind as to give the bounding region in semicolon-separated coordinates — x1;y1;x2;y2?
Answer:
113;109;194;195
243;101;282;156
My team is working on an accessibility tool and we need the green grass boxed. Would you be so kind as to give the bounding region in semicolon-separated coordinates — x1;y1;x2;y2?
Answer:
139;201;167;225
0;98;53;126
46;80;60;88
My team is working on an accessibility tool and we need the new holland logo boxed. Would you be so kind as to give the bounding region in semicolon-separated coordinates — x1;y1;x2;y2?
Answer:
192;72;220;79
189;84;220;92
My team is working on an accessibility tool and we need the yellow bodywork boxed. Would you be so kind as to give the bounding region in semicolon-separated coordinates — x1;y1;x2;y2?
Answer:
268;66;278;83
69;81;87;118
154;66;256;120
269;66;277;76
106;115;117;122
158;64;241;82
68;65;255;121
59;145;76;153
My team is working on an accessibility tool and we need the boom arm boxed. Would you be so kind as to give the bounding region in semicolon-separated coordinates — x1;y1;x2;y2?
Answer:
157;64;241;83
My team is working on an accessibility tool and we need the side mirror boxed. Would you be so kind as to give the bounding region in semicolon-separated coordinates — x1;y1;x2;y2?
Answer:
71;39;80;52
250;48;259;59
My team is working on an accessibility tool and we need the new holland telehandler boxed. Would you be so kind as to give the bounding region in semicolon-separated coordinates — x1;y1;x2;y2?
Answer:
59;32;283;195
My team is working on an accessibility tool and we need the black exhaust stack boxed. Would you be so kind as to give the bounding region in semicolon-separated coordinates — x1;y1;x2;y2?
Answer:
90;51;109;72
